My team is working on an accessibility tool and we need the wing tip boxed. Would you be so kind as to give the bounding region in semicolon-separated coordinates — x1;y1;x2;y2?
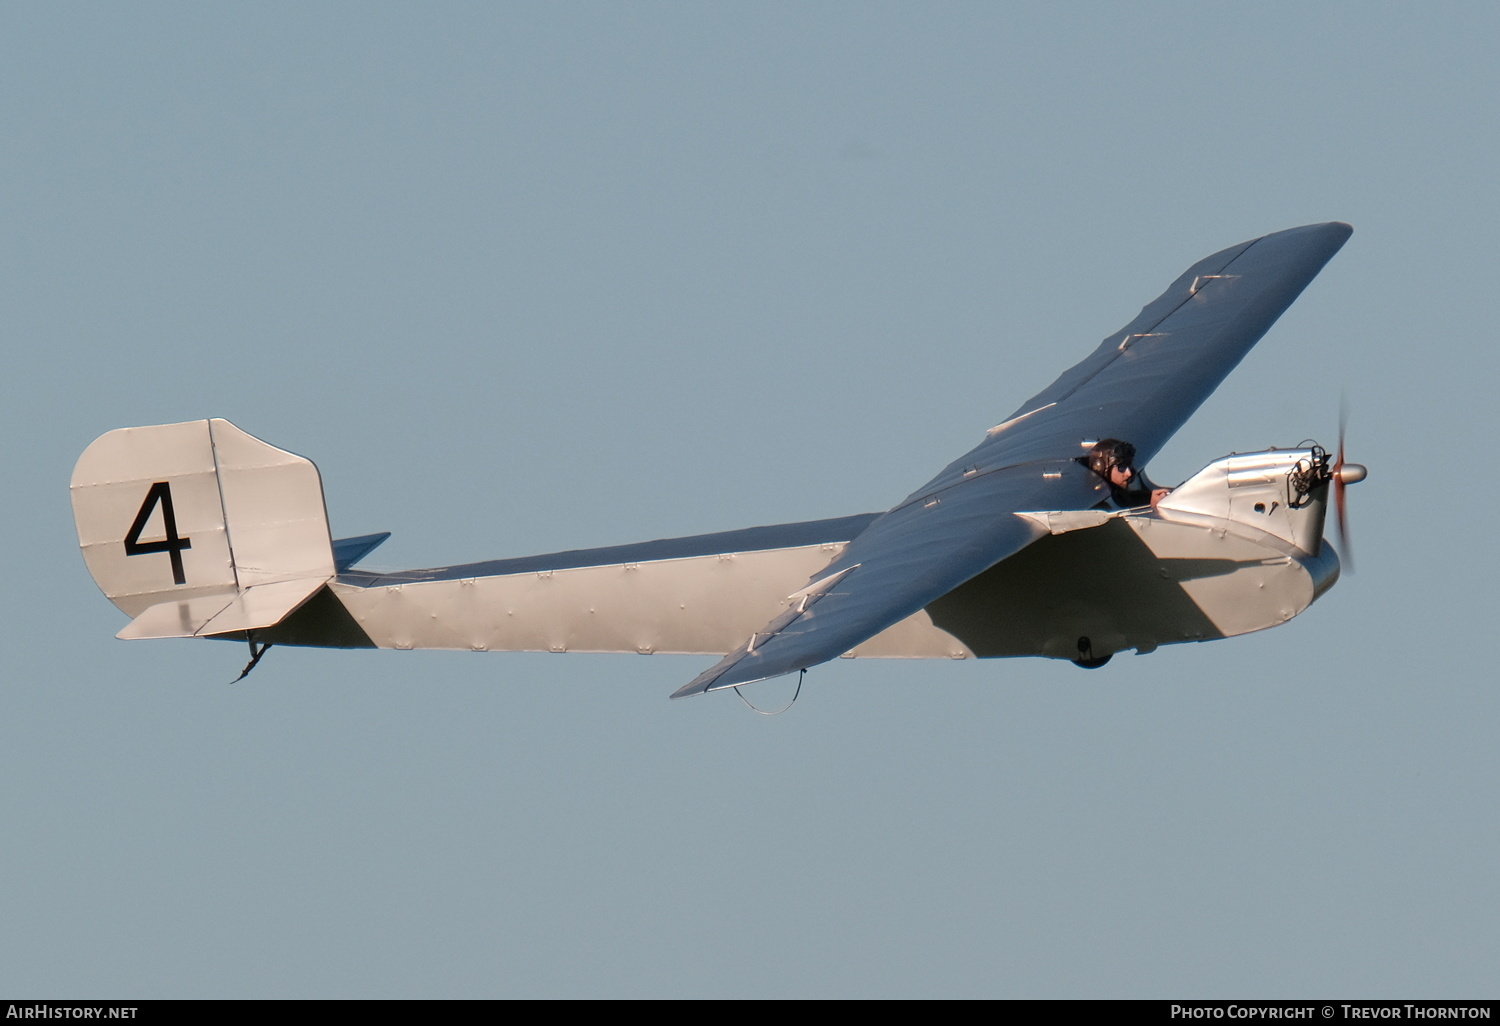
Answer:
669;679;713;700
1313;220;1354;242
1270;220;1353;246
670;657;801;699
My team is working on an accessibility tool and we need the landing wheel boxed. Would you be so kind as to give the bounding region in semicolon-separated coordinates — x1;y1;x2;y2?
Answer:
1072;636;1112;669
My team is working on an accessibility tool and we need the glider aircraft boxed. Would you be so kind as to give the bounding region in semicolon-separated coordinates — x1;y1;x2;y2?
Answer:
72;222;1364;700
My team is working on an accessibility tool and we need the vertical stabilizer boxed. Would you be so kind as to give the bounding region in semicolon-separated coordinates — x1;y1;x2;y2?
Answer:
71;420;335;637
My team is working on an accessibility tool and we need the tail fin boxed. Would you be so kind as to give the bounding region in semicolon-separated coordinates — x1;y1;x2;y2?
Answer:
71;419;335;639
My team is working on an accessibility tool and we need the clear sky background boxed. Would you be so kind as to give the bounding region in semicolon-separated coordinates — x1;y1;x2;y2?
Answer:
3;2;1496;999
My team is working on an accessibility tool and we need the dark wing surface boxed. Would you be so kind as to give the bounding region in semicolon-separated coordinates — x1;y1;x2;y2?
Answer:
672;222;1352;698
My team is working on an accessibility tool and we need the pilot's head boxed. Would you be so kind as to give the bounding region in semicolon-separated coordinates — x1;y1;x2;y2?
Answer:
1088;438;1138;487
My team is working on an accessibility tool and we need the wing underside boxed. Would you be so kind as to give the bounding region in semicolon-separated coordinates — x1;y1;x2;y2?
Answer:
671;459;1104;696
674;222;1352;696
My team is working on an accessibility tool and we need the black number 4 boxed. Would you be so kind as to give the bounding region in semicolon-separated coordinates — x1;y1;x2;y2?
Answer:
124;481;192;585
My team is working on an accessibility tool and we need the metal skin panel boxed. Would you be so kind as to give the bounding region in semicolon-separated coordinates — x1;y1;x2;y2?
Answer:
327;543;848;655
893;516;1334;662
277;449;1337;665
1155;449;1330;556
885;447;1341;663
336;515;881;586
1124;517;1337;640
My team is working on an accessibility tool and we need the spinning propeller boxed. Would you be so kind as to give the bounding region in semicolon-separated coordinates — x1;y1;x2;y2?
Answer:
1329;404;1367;568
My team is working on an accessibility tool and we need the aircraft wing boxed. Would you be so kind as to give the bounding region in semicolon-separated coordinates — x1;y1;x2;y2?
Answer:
672;222;1352;697
921;220;1355;480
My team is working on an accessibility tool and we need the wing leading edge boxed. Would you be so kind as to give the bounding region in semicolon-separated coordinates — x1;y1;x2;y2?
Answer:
674;222;1352;698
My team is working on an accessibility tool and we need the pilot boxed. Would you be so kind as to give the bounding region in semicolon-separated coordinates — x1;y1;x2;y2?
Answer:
1083;438;1170;509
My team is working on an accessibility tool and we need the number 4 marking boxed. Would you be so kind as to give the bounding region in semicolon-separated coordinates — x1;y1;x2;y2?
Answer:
124;481;192;585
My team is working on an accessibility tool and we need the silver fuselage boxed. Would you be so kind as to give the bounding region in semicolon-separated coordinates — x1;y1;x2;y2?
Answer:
265;447;1339;664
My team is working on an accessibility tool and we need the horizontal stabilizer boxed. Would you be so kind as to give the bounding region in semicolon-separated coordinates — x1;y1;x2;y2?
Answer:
117;577;329;640
332;532;391;571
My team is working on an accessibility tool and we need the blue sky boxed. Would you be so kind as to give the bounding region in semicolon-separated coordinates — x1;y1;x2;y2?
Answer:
3;2;1497;998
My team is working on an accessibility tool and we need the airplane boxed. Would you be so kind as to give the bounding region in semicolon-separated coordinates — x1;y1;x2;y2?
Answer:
71;221;1365;701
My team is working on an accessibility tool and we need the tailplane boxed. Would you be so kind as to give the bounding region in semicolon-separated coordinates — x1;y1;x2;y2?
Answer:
71;419;335;639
